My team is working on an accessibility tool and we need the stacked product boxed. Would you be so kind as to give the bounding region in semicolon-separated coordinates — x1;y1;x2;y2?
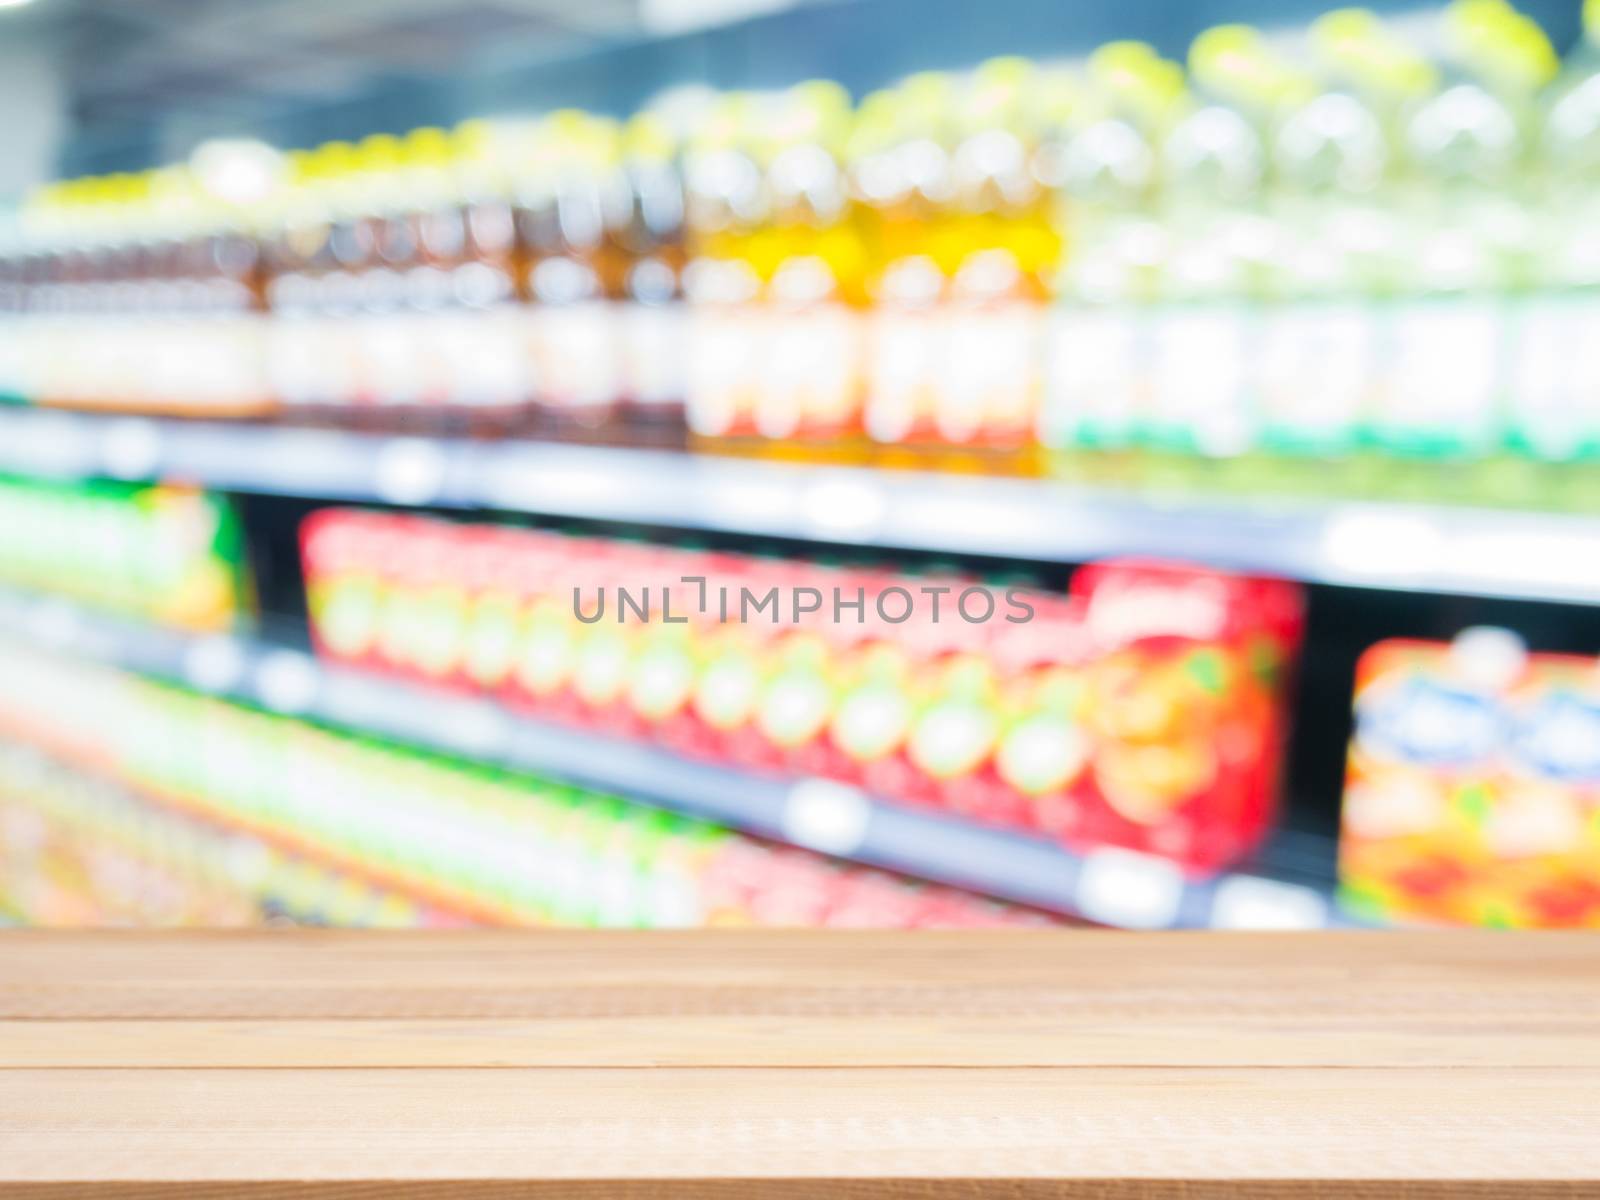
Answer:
260;116;687;436
1037;2;1600;508
0;169;270;416
0;477;249;632
3;0;1594;502
0;115;688;439
0;744;451;928
302;509;1305;873
682;0;1600;497
1341;628;1600;928
0;640;1053;929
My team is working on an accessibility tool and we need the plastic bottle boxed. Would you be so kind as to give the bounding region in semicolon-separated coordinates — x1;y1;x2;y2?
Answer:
1251;12;1398;476
683;92;770;449
1144;26;1296;471
1515;0;1600;478
265;142;361;424
1038;43;1182;479
750;80;866;459
433;120;531;432
934;58;1060;469
614;110;690;444
523;112;628;438
854;75;955;463
1378;0;1554;469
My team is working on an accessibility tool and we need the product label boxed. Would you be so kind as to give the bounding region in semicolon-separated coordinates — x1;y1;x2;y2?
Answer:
533;302;621;410
685;307;761;437
439;306;529;409
1257;302;1373;452
1041;306;1142;450
758;303;860;439
620;302;687;408
1147;305;1252;455
1356;675;1501;770
1380;298;1501;455
865;308;939;444
1507;295;1600;460
935;304;1041;445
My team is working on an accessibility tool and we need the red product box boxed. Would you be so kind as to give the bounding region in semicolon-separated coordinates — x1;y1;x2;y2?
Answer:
302;511;1304;876
1061;560;1305;871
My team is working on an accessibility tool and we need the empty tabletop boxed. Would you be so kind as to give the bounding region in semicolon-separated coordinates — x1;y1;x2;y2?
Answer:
2;930;1597;1196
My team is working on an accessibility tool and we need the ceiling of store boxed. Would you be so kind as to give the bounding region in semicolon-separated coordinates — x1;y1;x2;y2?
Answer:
7;0;1579;178
11;0;649;130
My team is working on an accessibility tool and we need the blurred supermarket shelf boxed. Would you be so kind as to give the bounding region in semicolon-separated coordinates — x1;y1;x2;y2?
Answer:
0;584;1360;931
3;408;1599;606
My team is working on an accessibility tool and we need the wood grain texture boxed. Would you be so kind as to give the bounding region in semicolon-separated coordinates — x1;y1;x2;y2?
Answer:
1;930;1597;1197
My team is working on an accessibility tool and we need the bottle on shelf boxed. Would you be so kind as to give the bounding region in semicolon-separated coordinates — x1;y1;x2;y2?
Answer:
0;203;22;405
853;74;953;464
367;128;451;431
12;166;272;419
262;141;356;426
1251;8;1412;480
1141;24;1290;472
749;80;867;462
934;57;1061;472
326;137;392;425
859;61;1060;471
682;91;772;451
1377;0;1554;470
521;111;629;440
1037;42;1183;482
1513;0;1600;481
613;109;691;445
435;120;533;434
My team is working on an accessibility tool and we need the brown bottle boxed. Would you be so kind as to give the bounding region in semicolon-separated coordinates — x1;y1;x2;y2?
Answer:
613;111;689;447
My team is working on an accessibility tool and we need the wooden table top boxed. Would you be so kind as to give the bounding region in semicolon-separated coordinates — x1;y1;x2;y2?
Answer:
1;930;1597;1197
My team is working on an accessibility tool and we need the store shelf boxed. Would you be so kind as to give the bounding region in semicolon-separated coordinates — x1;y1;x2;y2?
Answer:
0;585;1357;930
3;407;1598;605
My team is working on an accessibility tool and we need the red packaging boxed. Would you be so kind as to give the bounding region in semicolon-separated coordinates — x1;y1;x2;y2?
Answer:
302;510;1304;877
1065;560;1304;871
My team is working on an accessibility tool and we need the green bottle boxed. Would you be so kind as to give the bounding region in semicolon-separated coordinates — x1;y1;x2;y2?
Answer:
1254;11;1399;469
1377;0;1554;470
1145;25;1295;466
1515;0;1600;482
1039;44;1182;469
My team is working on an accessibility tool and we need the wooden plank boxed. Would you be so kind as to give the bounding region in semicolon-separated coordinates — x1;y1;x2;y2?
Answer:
5;930;1598;1018
1;1067;1596;1187
4;1014;1599;1068
0;1184;1593;1199
0;930;1597;1195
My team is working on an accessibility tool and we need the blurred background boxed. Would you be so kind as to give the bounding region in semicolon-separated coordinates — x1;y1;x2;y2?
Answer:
0;0;1596;932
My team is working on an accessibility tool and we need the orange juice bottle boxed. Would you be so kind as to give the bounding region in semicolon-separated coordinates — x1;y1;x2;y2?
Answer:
683;92;769;452
937;57;1062;471
855;73;957;464
749;80;867;462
